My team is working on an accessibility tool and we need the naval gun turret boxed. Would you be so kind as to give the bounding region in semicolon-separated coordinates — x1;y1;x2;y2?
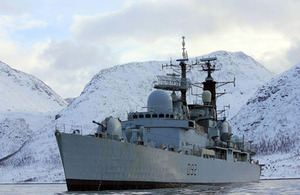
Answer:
93;117;122;140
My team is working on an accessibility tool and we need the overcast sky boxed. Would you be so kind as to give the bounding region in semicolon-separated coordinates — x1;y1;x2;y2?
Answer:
1;0;300;98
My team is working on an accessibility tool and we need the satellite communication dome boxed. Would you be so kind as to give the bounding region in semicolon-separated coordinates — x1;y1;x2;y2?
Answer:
232;135;240;143
222;120;229;133
227;120;232;134
147;90;173;113
202;90;212;103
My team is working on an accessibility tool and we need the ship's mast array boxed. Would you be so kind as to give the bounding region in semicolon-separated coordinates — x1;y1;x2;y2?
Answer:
91;36;253;157
155;36;234;121
154;36;190;106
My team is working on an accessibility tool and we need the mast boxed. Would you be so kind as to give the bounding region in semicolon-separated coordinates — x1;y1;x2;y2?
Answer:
200;57;235;120
200;57;217;113
155;36;235;120
177;36;188;106
155;36;191;106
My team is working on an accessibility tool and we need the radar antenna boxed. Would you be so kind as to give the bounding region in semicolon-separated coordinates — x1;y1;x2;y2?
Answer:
182;36;188;59
200;57;218;112
155;36;191;106
156;37;236;120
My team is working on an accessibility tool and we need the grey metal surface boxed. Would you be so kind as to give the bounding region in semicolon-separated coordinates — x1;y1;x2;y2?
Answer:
56;132;260;184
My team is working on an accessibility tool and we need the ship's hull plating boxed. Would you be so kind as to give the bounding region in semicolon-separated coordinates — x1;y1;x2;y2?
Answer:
56;132;260;191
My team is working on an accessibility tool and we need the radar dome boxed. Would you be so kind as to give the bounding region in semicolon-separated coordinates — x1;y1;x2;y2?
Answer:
232;135;239;143
147;90;172;113
202;90;212;103
222;121;229;133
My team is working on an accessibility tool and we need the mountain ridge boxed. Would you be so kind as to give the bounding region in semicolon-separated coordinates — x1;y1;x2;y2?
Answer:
0;60;68;162
231;62;300;178
57;51;274;130
0;60;67;113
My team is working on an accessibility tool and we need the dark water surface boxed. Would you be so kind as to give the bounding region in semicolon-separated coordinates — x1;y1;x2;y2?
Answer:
1;179;299;195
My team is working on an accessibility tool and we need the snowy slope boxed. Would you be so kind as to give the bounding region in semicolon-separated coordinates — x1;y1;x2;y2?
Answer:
57;51;274;131
258;153;300;179
232;63;300;178
204;51;275;119
0;112;56;160
0;121;64;183
0;51;274;183
0;60;67;162
0;61;67;112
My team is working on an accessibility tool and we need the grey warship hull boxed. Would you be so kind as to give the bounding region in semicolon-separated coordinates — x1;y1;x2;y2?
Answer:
56;132;260;191
56;38;261;191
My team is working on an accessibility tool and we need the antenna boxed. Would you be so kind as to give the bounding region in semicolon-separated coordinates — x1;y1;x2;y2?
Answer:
216;77;236;88
217;105;231;120
182;36;188;59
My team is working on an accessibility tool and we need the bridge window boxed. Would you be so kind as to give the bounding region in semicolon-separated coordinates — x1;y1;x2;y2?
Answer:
145;114;151;118
166;114;170;118
133;114;138;119
159;114;164;118
170;114;174;119
139;114;144;118
152;114;158;118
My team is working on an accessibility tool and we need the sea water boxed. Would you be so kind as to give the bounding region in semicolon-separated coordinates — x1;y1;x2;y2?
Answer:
0;179;299;195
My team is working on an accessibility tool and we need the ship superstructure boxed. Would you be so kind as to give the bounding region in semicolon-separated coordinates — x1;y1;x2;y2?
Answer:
55;37;260;191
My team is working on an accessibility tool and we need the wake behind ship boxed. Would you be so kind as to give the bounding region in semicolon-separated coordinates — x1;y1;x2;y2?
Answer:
55;37;261;191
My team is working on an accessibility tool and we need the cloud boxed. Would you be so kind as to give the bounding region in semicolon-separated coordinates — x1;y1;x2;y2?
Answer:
0;0;30;14
2;0;300;98
286;39;300;66
69;0;300;73
71;0;300;42
0;14;48;73
0;11;121;98
0;12;117;98
34;40;120;98
41;40;116;70
71;1;226;43
0;14;47;33
17;16;47;30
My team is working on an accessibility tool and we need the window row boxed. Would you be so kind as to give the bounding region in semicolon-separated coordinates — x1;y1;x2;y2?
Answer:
132;113;174;119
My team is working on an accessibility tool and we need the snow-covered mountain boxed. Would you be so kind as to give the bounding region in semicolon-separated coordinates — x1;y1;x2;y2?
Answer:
0;61;67;112
56;51;274;131
232;63;300;178
0;51;275;183
0;61;67;162
0;121;64;183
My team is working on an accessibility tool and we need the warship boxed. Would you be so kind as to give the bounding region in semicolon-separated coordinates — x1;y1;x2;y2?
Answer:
55;37;261;191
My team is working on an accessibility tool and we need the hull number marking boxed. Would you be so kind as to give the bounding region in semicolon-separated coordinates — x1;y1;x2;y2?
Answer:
187;163;197;176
